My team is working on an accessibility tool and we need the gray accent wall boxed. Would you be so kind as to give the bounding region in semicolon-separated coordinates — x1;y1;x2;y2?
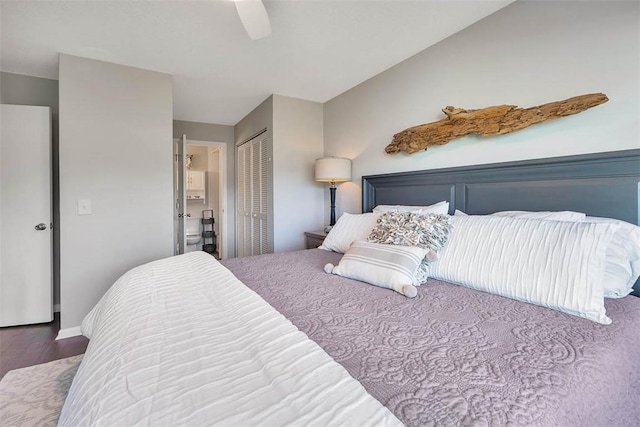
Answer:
0;72;61;307
271;95;324;252
323;0;640;219
59;55;174;330
173;120;236;258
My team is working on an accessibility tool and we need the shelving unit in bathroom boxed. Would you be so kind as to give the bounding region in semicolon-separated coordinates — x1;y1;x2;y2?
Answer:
201;210;217;257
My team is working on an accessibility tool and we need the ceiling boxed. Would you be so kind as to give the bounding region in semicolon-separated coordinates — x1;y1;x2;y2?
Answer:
0;0;514;125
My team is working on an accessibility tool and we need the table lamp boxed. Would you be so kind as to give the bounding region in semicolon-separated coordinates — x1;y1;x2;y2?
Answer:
315;157;351;232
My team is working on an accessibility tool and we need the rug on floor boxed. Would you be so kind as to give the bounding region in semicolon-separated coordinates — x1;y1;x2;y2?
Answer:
0;355;82;427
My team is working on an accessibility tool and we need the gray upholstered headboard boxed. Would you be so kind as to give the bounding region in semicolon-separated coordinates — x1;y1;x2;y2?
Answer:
362;149;640;295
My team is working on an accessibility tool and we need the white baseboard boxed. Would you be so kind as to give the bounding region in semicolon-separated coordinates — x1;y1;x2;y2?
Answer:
54;304;60;313
56;326;82;340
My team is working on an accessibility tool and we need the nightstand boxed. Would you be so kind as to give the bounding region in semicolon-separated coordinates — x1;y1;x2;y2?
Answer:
304;230;328;249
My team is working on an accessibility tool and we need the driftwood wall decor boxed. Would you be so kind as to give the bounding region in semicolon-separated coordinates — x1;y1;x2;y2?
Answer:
385;93;609;155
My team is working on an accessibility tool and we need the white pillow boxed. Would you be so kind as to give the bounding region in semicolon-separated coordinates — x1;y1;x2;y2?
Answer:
430;215;619;324
457;209;586;222
584;216;640;298
324;241;427;298
455;210;639;298
319;212;381;253
373;201;449;215
491;210;586;222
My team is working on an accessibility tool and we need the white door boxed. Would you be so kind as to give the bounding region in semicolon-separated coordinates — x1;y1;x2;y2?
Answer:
174;134;187;255
0;104;53;326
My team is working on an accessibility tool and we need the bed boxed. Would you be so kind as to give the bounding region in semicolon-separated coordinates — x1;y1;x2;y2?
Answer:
59;149;640;426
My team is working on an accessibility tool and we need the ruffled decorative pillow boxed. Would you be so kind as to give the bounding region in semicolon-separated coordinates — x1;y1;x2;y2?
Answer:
368;212;452;285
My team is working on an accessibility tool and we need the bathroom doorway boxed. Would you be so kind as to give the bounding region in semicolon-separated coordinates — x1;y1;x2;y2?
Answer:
174;138;227;259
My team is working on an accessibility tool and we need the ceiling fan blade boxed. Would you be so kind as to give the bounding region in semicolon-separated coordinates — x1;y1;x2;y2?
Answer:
234;0;272;41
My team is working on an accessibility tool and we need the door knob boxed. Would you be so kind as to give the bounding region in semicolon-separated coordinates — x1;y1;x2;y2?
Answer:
178;213;184;218
35;223;47;231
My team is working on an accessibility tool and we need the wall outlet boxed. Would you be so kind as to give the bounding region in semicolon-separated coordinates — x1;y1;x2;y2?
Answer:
78;199;91;215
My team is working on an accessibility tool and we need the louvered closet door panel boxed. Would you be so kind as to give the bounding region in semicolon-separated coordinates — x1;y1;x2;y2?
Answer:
259;137;269;216
259;137;270;254
250;137;269;215
251;140;261;214
237;214;246;257
249;137;268;256
236;132;271;257
243;145;251;218
236;144;250;257
243;143;253;256
237;146;246;213
259;216;269;255
236;146;243;257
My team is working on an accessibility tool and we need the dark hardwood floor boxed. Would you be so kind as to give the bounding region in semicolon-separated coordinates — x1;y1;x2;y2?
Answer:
0;313;88;380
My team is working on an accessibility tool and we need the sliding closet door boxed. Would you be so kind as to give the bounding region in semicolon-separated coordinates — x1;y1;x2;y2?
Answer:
237;132;272;257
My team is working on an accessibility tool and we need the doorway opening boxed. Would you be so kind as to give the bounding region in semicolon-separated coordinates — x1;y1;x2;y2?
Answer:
174;137;227;259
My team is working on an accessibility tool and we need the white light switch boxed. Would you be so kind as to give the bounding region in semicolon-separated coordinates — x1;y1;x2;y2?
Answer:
78;199;91;215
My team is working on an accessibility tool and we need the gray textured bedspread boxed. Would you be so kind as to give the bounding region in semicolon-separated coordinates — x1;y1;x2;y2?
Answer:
222;249;640;426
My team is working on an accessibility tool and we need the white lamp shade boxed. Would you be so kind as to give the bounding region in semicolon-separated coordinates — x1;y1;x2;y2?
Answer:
315;157;351;183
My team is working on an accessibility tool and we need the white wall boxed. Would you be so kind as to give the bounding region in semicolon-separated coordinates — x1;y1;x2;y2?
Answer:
323;1;640;217
59;54;173;330
272;95;324;251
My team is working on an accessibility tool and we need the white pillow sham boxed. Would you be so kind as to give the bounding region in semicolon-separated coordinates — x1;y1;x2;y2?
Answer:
455;209;586;222
456;209;639;298
373;201;449;215
319;212;380;254
324;241;426;298
430;215;618;324
491;210;586;222
584;216;640;298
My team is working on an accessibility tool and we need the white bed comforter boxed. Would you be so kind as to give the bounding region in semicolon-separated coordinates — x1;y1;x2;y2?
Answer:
58;252;401;427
